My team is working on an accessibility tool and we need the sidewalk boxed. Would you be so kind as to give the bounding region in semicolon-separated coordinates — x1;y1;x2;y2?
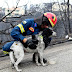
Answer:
0;41;72;72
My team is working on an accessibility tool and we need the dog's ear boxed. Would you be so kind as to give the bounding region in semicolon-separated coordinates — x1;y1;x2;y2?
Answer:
43;37;52;48
42;28;53;48
14;41;18;45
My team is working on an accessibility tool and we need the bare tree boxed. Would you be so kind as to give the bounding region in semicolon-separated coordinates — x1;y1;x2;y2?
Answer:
0;0;20;22
5;1;9;11
67;0;70;33
57;1;66;31
56;0;71;36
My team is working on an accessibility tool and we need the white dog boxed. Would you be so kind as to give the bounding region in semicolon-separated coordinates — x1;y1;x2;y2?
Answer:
9;33;46;72
9;28;56;72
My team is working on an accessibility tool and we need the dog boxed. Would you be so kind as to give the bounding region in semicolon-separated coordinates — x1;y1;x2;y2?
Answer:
9;33;47;72
32;28;56;63
8;28;56;72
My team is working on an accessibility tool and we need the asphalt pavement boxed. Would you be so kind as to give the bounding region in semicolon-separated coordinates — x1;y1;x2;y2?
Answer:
0;41;72;72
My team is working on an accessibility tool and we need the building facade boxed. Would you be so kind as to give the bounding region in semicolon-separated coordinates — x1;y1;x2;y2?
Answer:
5;7;25;17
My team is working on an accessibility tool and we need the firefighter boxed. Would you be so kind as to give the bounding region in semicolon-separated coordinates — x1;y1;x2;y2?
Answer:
2;12;57;56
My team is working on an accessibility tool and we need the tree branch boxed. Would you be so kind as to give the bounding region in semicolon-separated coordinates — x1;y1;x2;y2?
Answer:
0;0;20;22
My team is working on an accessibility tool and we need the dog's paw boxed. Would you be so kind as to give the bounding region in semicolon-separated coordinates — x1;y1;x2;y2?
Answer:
12;64;15;69
11;63;15;69
42;63;48;66
37;63;41;66
14;64;22;72
12;66;15;69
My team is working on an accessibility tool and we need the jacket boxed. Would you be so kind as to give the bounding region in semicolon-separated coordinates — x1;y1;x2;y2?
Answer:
11;19;40;41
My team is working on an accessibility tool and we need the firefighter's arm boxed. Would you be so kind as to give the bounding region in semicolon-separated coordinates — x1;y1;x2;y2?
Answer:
11;26;27;43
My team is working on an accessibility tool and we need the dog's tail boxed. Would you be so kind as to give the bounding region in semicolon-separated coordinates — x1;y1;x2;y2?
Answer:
48;60;56;65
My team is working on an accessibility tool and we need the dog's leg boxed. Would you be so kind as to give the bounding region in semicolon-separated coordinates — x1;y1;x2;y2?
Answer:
35;53;41;66
9;51;15;69
14;50;24;72
39;52;47;66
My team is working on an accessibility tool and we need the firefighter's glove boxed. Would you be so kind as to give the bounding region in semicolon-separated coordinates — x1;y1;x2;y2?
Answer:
25;39;37;49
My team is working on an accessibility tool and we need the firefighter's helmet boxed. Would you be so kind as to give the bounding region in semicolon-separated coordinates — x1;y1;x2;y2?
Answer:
44;12;57;27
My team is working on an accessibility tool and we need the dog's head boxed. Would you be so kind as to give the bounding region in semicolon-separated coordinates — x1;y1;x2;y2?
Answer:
31;28;56;49
42;28;53;37
42;28;53;48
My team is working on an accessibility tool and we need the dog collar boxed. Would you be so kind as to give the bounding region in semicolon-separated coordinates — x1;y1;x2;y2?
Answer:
39;35;43;39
